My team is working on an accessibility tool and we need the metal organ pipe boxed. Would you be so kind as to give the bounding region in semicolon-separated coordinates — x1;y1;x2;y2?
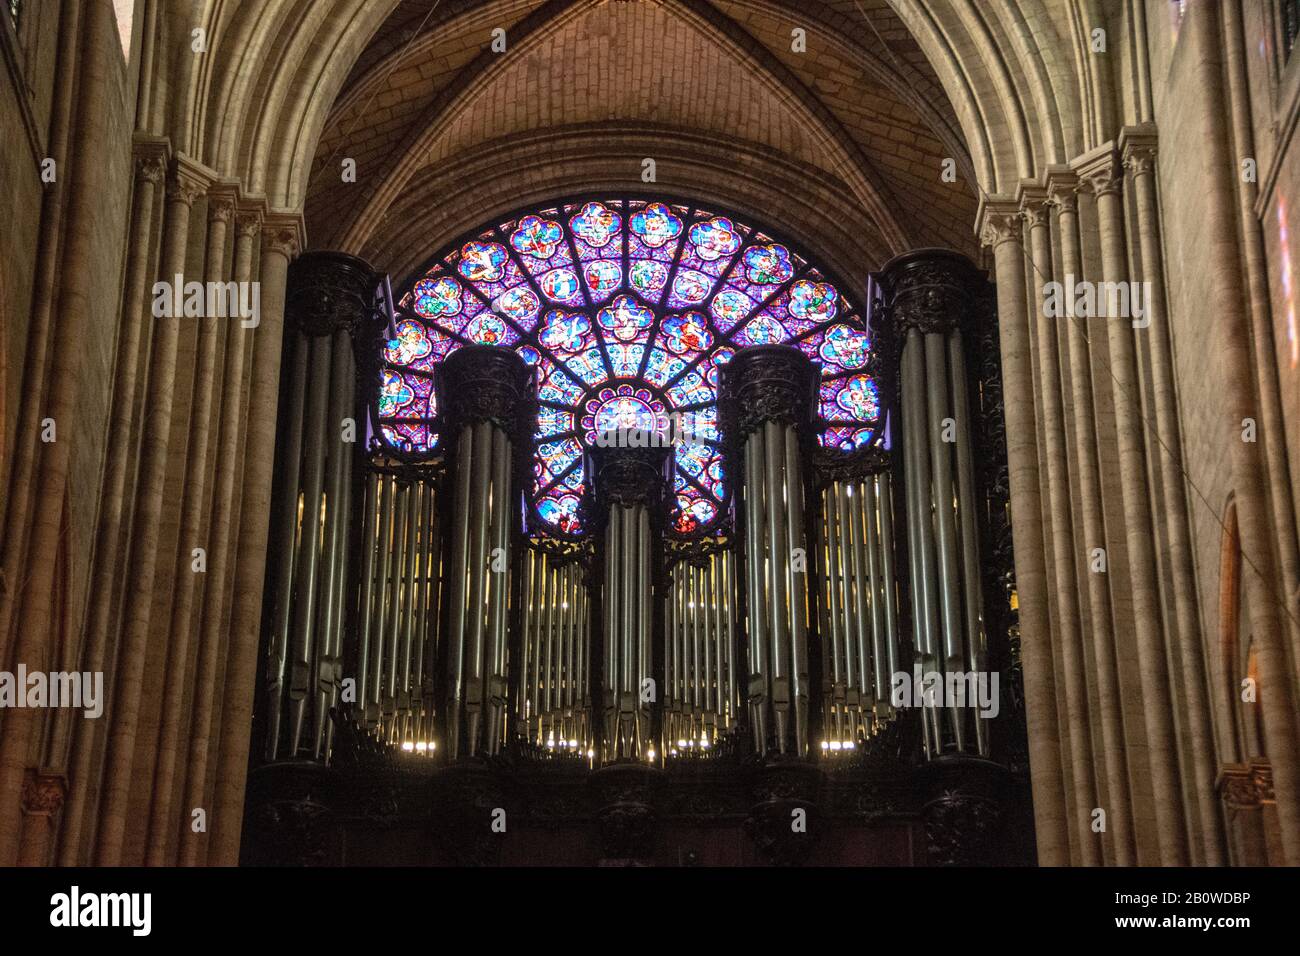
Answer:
878;249;994;758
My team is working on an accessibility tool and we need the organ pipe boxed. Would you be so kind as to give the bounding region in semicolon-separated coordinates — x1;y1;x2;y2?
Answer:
878;249;992;758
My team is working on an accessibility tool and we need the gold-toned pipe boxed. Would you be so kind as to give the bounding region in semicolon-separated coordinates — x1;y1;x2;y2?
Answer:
823;486;843;738
399;480;421;729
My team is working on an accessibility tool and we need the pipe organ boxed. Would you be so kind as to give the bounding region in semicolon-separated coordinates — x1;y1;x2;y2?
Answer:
261;252;383;763
437;347;533;759
817;473;900;746
878;250;991;758
664;547;739;752
252;246;1023;866
520;546;592;755
589;436;671;761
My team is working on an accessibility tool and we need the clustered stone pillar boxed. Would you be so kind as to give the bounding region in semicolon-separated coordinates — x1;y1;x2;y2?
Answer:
0;122;304;866
590;435;671;762
720;346;817;759
877;250;991;760
977;110;1267;864
438;346;532;760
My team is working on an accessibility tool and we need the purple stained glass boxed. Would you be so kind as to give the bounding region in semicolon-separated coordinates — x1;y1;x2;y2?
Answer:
380;197;873;534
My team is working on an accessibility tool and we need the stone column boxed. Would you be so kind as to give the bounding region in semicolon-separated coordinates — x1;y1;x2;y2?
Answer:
56;141;168;864
980;205;1069;865
1079;150;1189;866
1121;128;1225;866
207;218;300;866
93;160;207;866
1047;174;1133;865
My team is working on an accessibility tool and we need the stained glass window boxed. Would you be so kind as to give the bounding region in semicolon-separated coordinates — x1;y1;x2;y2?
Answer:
378;198;882;537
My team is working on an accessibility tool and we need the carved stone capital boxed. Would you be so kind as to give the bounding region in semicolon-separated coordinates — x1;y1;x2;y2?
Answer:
1077;150;1125;198
263;225;302;260
135;154;167;185
717;345;817;441
207;194;236;224
876;248;987;337
978;208;1023;251
235;212;263;240
20;771;67;817
165;171;206;207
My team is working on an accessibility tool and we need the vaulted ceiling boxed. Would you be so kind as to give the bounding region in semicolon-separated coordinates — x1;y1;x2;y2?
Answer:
300;0;982;289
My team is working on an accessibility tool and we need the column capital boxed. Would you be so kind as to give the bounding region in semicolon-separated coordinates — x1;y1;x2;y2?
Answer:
20;770;67;817
206;184;239;224
235;211;264;239
1016;184;1052;228
262;211;305;260
1074;146;1124;197
1119;123;1158;177
132;134;170;184
977;201;1023;250
718;345;818;441
1045;169;1080;211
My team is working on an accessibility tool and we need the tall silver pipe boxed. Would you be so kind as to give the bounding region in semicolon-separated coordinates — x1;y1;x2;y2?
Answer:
384;483;409;729
924;333;965;751
288;335;333;755
464;420;493;753
543;557;557;735
847;482;872;712
356;472;380;723
265;334;308;759
485;429;511;752
824;486;844;737
864;477;888;709
835;485;857;709
878;471;900;706
762;420;790;751
666;565;677;721
903;330;942;754
637;507;650;749
413;484;435;742
369;475;395;728
948;330;988;755
702;558;715;734
743;428;768;749
724;549;738;728
312;329;352;758
712;554;726;722
603;513;617;751
783;425;810;754
399;481;421;729
521;547;535;727
446;427;473;755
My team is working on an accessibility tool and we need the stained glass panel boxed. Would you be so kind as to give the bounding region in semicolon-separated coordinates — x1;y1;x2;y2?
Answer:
377;196;880;537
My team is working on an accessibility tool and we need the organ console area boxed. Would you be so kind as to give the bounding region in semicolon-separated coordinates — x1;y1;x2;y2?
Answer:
245;244;1032;866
